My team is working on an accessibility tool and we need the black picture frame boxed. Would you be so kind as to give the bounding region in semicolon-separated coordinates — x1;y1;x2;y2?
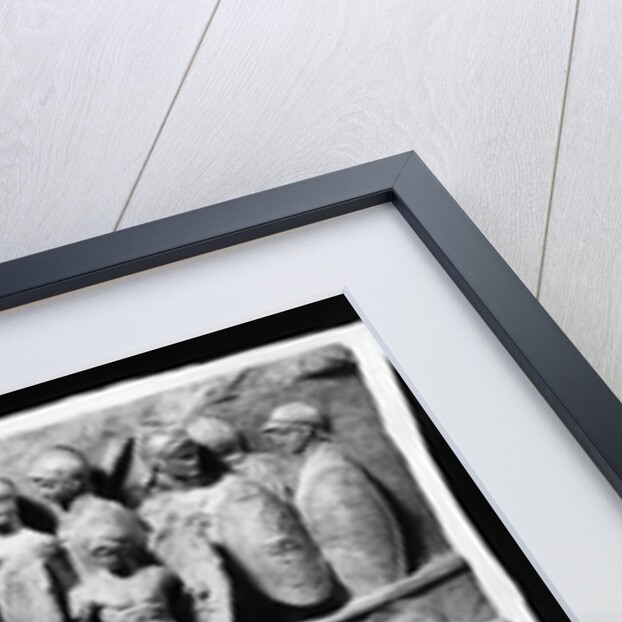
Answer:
0;295;571;621
1;149;620;507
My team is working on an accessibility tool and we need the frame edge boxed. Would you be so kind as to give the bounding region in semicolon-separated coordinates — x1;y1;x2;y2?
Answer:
2;149;621;508
0;152;411;311
392;151;622;500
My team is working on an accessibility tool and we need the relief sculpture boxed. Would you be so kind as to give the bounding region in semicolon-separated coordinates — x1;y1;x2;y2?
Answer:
0;340;507;622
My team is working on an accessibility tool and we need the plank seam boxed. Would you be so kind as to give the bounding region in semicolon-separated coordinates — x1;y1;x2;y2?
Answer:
112;0;225;232
535;0;581;298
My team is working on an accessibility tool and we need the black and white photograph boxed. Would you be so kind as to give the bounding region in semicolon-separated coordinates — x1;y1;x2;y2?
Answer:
4;3;622;620
0;304;542;622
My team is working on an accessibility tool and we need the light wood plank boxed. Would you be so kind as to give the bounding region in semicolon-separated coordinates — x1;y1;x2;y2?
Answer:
539;1;622;400
119;0;576;290
0;0;219;262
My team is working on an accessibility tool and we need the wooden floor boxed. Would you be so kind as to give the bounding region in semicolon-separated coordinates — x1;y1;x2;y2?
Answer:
1;1;620;400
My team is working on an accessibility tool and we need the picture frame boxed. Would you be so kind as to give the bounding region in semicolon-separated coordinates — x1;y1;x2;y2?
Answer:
0;151;620;620
1;150;620;502
0;296;571;621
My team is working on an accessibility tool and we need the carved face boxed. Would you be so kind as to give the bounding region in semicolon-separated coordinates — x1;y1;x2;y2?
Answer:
28;450;88;506
0;481;19;532
264;425;314;455
68;505;147;576
87;538;135;574
145;432;204;484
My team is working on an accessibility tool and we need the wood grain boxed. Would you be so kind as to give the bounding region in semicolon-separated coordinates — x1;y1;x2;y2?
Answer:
539;0;622;400
119;0;576;290
0;0;219;262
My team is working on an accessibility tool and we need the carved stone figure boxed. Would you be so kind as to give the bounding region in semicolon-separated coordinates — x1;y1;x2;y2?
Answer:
0;479;73;622
262;402;407;598
138;426;333;615
186;415;294;501
28;445;140;580
28;446;98;519
66;503;190;622
138;427;232;622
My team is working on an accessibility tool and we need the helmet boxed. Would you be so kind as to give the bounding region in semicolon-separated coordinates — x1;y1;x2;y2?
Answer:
29;446;91;485
139;426;195;464
28;446;92;504
186;416;243;458
261;402;327;434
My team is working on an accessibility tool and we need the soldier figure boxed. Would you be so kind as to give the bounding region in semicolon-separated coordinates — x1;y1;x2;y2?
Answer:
186;415;294;501
28;446;99;519
66;502;190;622
0;478;73;622
137;427;232;622
262;402;407;598
28;445;139;580
138;426;334;619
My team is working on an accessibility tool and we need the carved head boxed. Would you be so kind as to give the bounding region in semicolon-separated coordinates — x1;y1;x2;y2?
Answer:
261;402;329;455
0;478;20;532
28;446;91;507
186;416;245;463
140;427;206;486
71;504;146;575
